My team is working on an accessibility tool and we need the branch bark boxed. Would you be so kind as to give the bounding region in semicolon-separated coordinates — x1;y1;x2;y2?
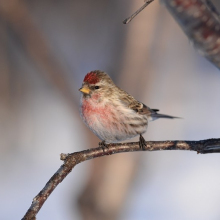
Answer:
22;138;220;220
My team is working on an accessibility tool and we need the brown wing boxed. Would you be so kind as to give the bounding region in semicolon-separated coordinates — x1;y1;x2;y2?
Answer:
118;89;153;116
129;101;178;120
129;102;155;116
117;88;177;119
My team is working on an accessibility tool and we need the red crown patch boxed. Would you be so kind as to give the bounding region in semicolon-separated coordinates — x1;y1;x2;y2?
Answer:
84;71;100;84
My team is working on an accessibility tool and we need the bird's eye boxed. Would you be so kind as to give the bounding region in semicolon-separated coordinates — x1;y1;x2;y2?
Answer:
95;86;100;89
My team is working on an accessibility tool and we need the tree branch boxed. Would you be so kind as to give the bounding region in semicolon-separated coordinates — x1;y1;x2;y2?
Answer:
124;0;220;69
22;138;220;220
162;0;220;69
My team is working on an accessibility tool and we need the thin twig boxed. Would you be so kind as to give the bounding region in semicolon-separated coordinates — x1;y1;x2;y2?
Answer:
123;0;154;24
22;138;220;220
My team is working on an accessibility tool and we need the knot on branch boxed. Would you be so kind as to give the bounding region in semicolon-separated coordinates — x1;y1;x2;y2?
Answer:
60;153;68;161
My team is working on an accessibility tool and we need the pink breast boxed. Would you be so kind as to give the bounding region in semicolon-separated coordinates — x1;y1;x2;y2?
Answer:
82;99;113;128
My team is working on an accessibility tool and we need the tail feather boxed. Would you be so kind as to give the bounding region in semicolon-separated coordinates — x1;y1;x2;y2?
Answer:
151;113;181;121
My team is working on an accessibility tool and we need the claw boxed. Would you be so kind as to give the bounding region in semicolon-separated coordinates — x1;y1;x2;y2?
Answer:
99;140;108;152
139;134;146;150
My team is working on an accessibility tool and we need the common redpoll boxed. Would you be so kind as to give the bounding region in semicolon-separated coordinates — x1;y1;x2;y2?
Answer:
79;70;178;149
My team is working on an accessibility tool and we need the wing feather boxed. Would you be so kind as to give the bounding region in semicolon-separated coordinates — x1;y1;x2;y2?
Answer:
117;88;178;120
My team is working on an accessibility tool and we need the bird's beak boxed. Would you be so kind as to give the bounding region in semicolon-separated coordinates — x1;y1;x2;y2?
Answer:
79;86;90;94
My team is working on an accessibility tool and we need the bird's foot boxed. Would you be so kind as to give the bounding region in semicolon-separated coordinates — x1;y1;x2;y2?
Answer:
139;134;146;150
99;141;108;153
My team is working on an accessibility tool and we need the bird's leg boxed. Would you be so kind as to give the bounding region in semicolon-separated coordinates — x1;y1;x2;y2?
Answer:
139;134;146;150
99;140;108;152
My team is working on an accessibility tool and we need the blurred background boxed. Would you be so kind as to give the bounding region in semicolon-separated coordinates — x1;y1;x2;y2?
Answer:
1;0;220;219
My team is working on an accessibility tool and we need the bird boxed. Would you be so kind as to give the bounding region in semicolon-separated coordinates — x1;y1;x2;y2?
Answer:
79;70;178;149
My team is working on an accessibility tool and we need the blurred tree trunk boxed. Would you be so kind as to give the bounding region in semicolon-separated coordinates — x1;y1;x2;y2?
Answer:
77;1;161;219
0;19;11;151
0;0;78;110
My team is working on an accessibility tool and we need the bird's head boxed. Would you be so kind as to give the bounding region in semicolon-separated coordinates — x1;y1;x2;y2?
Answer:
79;70;115;100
